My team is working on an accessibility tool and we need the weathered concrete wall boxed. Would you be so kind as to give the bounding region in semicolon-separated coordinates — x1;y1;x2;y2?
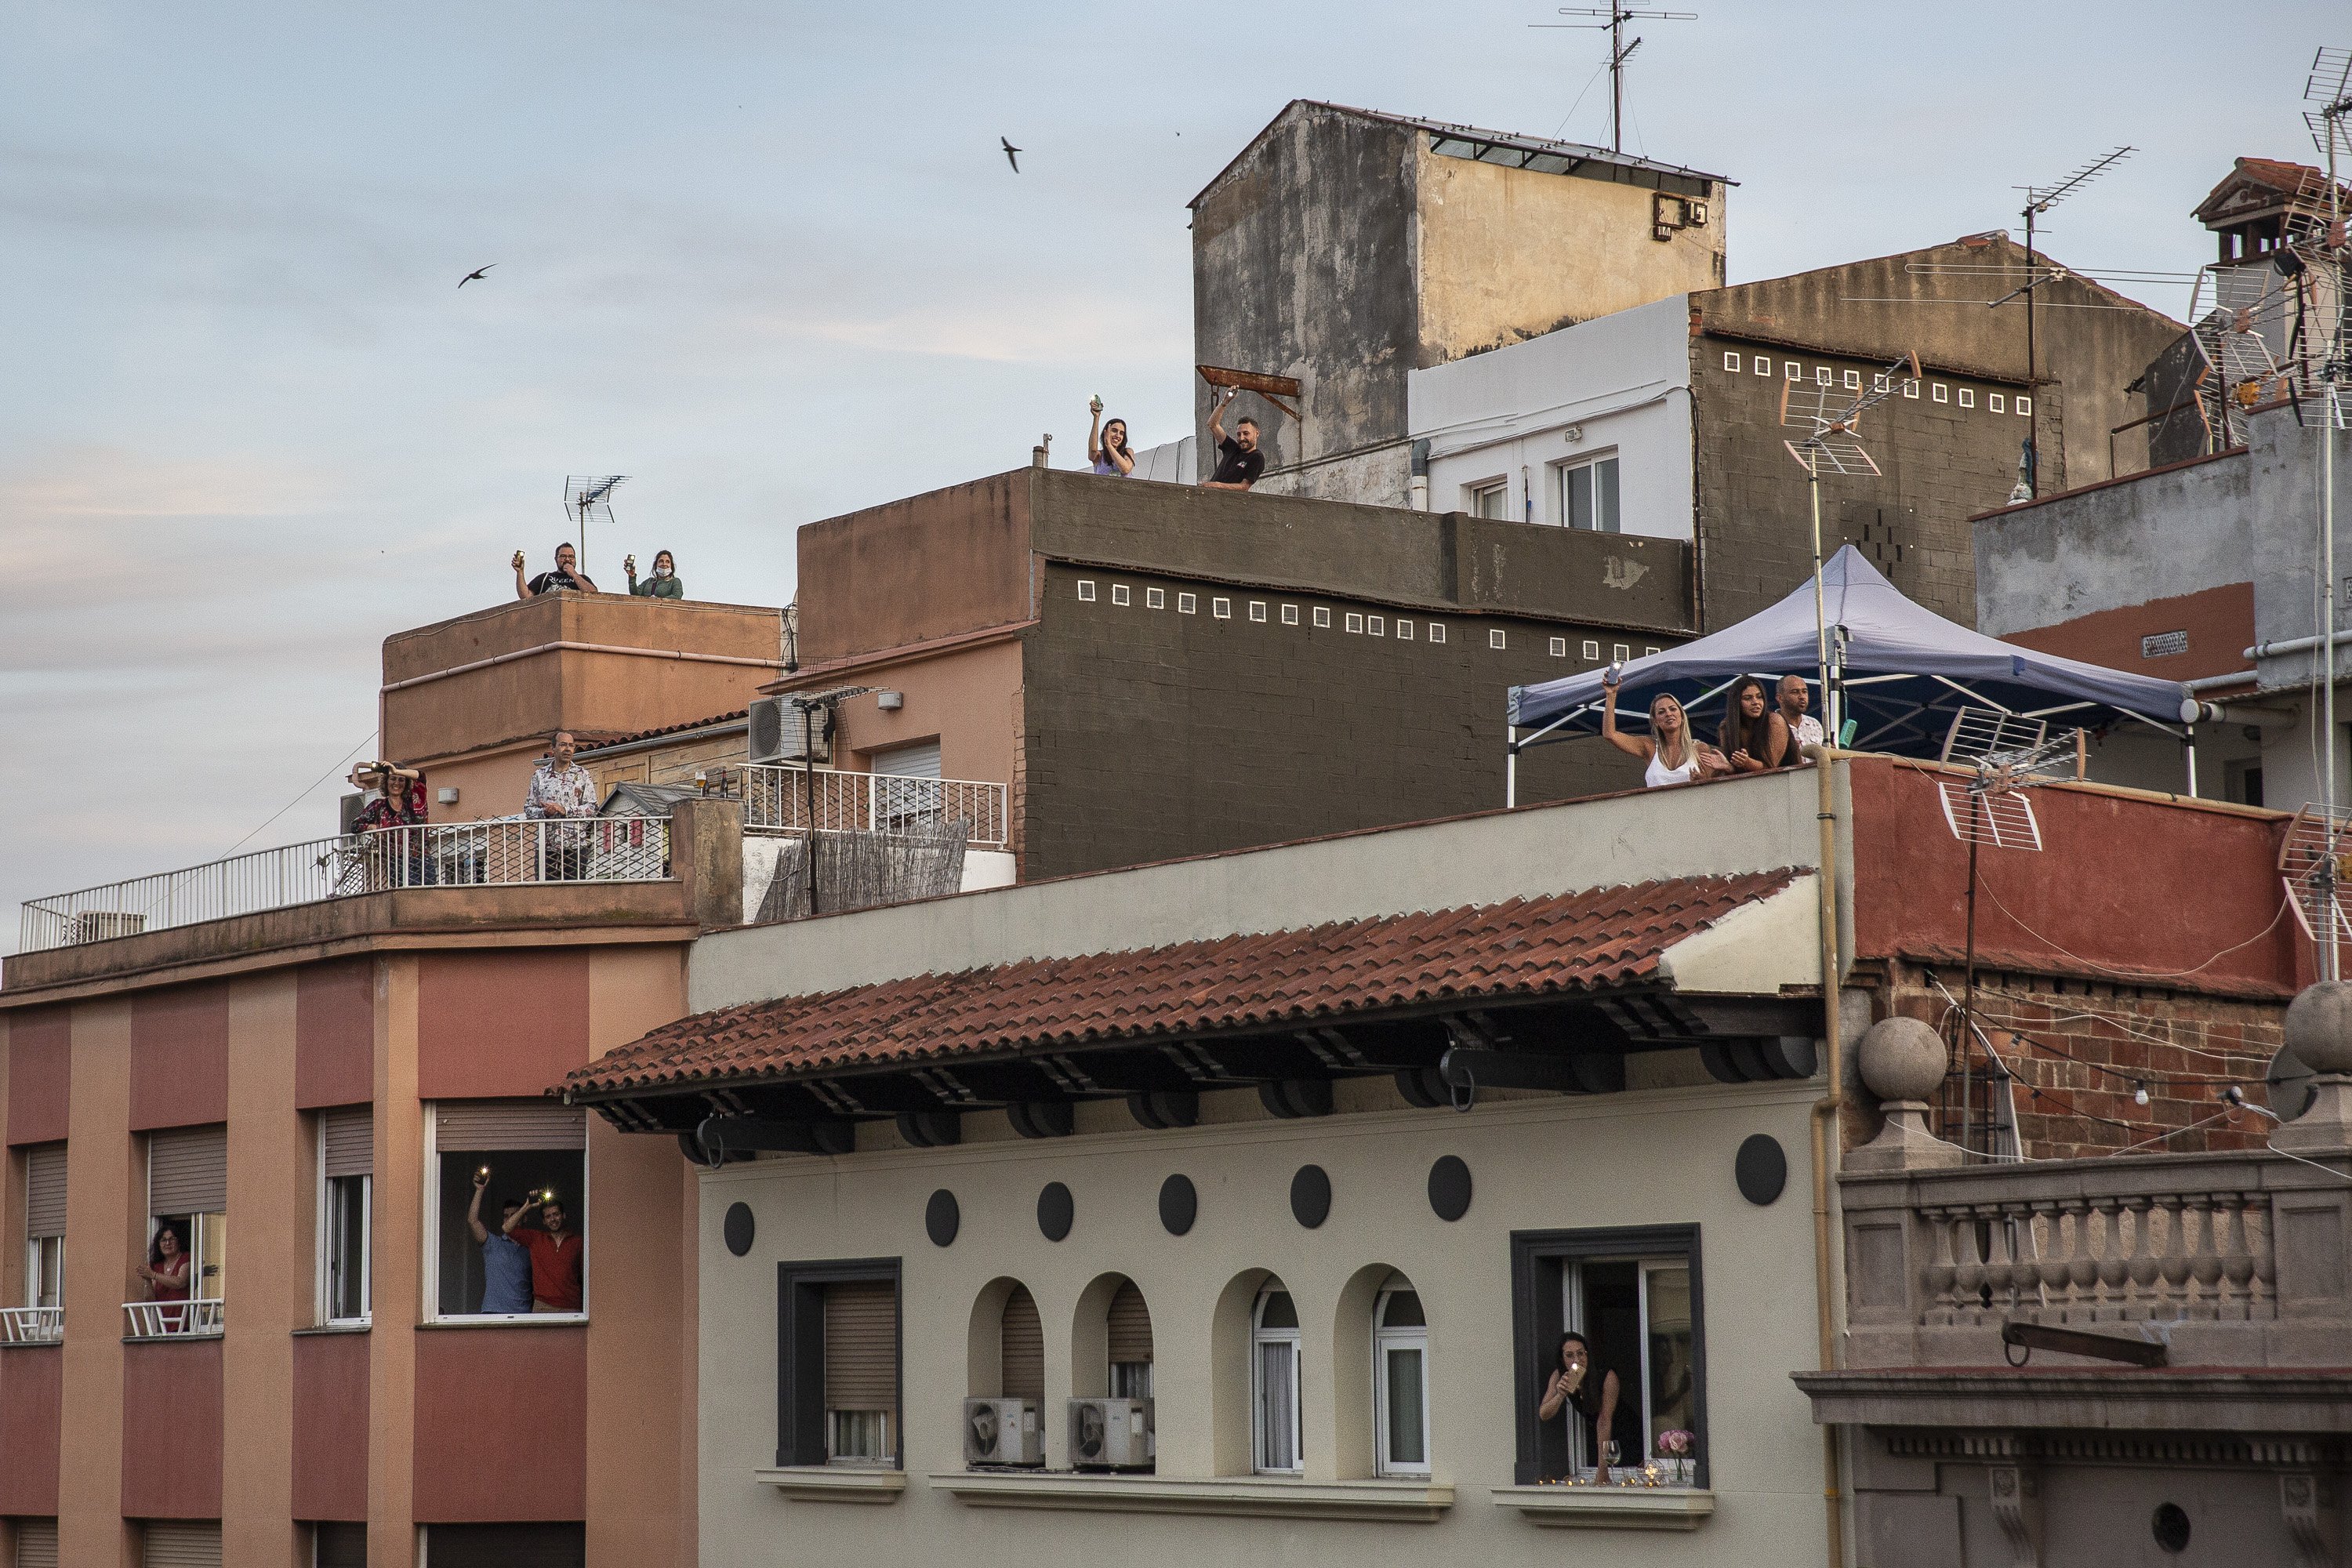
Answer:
796;471;1035;665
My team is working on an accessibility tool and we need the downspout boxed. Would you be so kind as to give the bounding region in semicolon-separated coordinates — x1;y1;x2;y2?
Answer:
1806;744;1847;1568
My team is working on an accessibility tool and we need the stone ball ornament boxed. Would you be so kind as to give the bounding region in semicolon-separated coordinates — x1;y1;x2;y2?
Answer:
2285;981;2352;1077
1857;1015;1946;1105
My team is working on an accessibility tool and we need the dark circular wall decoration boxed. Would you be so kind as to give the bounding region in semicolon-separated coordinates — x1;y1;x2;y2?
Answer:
1290;1164;1332;1229
1734;1134;1788;1207
1427;1156;1473;1221
722;1201;756;1257
1159;1174;1198;1236
1037;1181;1075;1242
924;1189;961;1247
2151;1502;2191;1554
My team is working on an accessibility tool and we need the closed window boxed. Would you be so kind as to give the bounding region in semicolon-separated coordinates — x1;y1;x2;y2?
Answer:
869;741;945;835
1213;597;1232;619
320;1108;372;1325
1000;1283;1044;1403
1583;640;1601;661
1721;351;1740;372
1843;368;1861;389
1753;357;1772;377
24;1142;66;1315
1112;584;1131;606
421;1523;583;1568
1249;601;1268;622
1468;479;1509;519
1146;586;1166;610
1489;629;1507;650
1397;619;1414;641
426;1102;586;1320
1988;392;2005;413
1512;1225;1705;1486
1373;1276;1430;1478
1312;607;1331;629
1280;604;1299;626
1345;612;1363;634
1932;383;1950;404
1428;623;1447;644
312;1522;366;1568
141;1521;222;1568
1958;387;1976;408
1108;1279;1154;1401
2016;395;2033;417
778;1260;902;1469
1368;615;1385;637
1903;379;1920;398
1177;592;1196;615
14;1518;58;1568
1076;579;1096;601
1251;1282;1302;1475
1557;456;1621;532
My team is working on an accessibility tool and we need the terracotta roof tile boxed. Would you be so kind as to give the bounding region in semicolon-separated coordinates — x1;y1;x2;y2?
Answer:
564;869;1802;1099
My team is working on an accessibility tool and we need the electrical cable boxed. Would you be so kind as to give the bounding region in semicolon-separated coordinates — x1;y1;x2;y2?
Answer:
219;731;379;858
1970;873;2292;984
1552;60;1612;140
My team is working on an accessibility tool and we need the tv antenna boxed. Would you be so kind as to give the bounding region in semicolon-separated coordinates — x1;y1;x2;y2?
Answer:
1530;5;1696;155
563;475;629;576
2002;147;2133;497
1777;350;1920;739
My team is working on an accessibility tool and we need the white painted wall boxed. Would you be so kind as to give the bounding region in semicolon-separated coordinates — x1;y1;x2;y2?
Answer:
1408;295;1693;542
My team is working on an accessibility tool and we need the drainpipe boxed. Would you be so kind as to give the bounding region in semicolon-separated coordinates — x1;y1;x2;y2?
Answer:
1805;744;1847;1568
1409;438;1431;512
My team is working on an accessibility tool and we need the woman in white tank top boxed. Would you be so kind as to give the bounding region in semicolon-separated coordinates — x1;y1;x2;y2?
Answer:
1599;670;1729;788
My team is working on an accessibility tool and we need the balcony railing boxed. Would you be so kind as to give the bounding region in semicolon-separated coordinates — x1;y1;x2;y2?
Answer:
0;1306;64;1345
123;1299;224;1339
21;818;674;953
743;764;1008;851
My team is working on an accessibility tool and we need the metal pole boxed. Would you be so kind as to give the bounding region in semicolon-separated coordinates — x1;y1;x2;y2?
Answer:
801;706;820;916
2023;205;2038;498
1505;735;1518;810
1809;460;1831;737
1610;5;1624;154
1804;742;1848;1568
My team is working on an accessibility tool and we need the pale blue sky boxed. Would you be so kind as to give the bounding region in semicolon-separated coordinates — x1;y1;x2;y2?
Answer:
1;0;2339;948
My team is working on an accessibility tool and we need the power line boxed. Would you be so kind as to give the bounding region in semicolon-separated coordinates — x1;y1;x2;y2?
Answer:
219;731;377;858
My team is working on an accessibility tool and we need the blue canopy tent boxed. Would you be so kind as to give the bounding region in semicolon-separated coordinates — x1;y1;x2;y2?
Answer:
1505;546;2196;800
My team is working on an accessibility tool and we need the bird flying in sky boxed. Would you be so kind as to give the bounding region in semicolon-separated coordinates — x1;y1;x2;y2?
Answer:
1000;136;1021;173
458;264;496;288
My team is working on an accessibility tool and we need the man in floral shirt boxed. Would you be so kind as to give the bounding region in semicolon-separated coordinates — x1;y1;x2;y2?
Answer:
525;731;599;878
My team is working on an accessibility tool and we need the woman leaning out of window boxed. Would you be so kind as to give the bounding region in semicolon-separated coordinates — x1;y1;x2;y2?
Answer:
138;1221;192;1327
1600;668;1728;787
1537;1330;1624;1483
1717;674;1788;772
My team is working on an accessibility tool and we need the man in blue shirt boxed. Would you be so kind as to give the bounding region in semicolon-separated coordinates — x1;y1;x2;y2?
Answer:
467;1167;536;1314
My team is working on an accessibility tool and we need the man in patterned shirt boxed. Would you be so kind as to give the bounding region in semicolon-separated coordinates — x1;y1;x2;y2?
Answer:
525;731;599;878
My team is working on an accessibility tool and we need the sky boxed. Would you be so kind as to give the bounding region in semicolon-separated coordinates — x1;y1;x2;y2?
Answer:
1;0;2342;953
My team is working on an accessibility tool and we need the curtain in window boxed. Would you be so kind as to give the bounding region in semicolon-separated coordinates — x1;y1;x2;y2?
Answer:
1255;1341;1298;1471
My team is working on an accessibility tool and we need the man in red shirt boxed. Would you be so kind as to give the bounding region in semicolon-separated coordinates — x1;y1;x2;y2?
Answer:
502;1192;585;1312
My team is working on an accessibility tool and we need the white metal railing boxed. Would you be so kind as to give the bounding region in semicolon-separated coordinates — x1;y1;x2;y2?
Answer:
21;818;674;953
123;1299;224;1338
0;1306;63;1345
743;764;1007;850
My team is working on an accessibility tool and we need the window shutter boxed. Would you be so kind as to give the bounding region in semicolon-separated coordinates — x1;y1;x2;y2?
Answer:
432;1101;586;1152
311;1523;365;1568
141;1521;222;1568
420;1523;583;1568
822;1280;898;1419
14;1519;58;1568
147;1127;227;1215
1108;1279;1153;1364
1000;1285;1044;1402
871;741;942;780
25;1144;67;1239
321;1107;374;1178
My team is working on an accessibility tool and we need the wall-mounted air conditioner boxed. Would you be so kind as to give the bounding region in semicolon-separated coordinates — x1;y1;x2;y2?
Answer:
748;695;827;765
68;911;146;944
963;1398;1044;1467
1068;1397;1153;1470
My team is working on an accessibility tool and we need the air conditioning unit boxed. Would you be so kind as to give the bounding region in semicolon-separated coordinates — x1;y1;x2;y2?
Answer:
963;1398;1044;1467
748;695;827;765
68;911;146;944
1068;1397;1153;1470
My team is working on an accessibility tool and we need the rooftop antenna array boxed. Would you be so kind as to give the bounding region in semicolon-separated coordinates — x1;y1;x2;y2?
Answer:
563;475;629;577
2004;147;2135;498
1530;5;1696;155
1777;350;1921;741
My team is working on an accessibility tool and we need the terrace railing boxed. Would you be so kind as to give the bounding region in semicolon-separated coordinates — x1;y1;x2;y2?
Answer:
742;764;1008;851
21;818;673;953
0;1307;64;1345
123;1299;224;1339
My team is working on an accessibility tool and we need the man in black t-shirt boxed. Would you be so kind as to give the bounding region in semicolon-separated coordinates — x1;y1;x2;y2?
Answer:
514;542;601;599
1203;389;1266;491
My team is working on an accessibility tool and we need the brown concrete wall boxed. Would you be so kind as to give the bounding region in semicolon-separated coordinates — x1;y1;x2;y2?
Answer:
291;1331;371;1520
128;985;228;1131
1996;582;2255;685
119;1338;223;1519
222;974;303;1567
367;958;419;1568
411;1326;588;1521
5;1009;69;1144
296;959;373;1111
0;1345;61;1515
795;471;1034;663
415;951;590;1100
59;1000;135;1567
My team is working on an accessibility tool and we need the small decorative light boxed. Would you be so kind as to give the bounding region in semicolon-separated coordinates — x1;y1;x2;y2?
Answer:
2134;1083;2151;1106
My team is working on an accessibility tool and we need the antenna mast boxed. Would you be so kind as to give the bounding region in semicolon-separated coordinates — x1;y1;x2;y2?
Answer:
562;475;630;581
2305;46;2350;978
1534;5;1697;154
2009;147;2134;499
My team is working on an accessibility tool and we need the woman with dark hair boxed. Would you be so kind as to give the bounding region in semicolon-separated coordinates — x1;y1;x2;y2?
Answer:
1537;1330;1624;1483
138;1221;192;1328
625;550;684;599
1718;675;1788;772
1087;397;1135;477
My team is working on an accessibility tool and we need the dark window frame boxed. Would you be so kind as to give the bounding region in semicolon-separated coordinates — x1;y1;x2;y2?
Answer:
1508;1224;1706;1487
776;1257;903;1469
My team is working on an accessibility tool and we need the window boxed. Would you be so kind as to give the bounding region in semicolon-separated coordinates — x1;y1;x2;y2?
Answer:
1988;392;2005;413
1557;456;1621;532
1373;1276;1429;1479
2016;395;2034;417
1345;612;1363;633
145;1126;227;1333
1752;357;1771;377
1468;478;1509;519
426;1102;586;1320
1932;383;1949;404
1958;387;1976;409
140;1522;222;1567
1613;643;1630;662
1488;629;1507;650
24;1142;65;1316
1112;583;1131;606
319;1108;372;1325
312;1522;365;1568
419;1523;583;1568
1814;366;1832;387
1510;1225;1705;1486
778;1259;901;1469
1312;607;1331;629
1549;637;1567;657
1248;601;1267;622
1582;639;1600;661
1178;592;1196;615
1280;604;1299;626
1076;579;1096;602
1784;362;1802;381
1902;379;1919;398
1368;615;1385;636
1212;597;1232;619
1644;645;1660;657
1000;1283;1044;1403
1872;373;1889;393
1721;351;1740;372
1397;619;1414;640
1146;586;1166;610
1108;1279;1154;1400
14;1519;58;1568
1428;622;1447;644
1841;368;1860;389
1251;1283;1302;1474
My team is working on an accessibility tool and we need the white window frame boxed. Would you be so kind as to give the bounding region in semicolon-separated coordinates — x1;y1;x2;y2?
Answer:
1784;361;1802;382
1428;622;1447;644
1555;453;1621;533
2016;395;2034;417
1146;586;1167;610
1549;637;1567;657
1842;368;1861;389
1582;639;1601;661
1814;366;1832;387
1397;619;1415;641
1312;607;1331;629
1489;629;1507;650
1212;597;1232;619
1932;383;1950;404
1280;604;1299;626
1752;356;1772;377
1372;1283;1431;1479
1345;612;1364;633
1112;583;1131;606
1248;601;1267;622
318;1120;372;1327
1251;1286;1304;1475
1721;351;1741;372
1559;1257;1695;1474
1988;392;2005;414
1903;379;1920;398
1465;477;1510;519
1177;592;1196;615
27;1234;64;1310
1367;615;1385;637
421;1104;589;1325
1076;579;1096;602
143;1210;226;1306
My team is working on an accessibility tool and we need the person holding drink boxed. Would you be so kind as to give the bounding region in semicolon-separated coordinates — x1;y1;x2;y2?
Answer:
1537;1330;1624;1483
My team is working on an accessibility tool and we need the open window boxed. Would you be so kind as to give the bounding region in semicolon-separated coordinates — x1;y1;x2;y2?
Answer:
1108;1279;1153;1399
426;1102;586;1321
139;1127;226;1337
777;1259;902;1470
1511;1225;1705;1486
1555;455;1621;532
1372;1274;1430;1478
24;1143;66;1316
1250;1280;1302;1475
318;1108;372;1326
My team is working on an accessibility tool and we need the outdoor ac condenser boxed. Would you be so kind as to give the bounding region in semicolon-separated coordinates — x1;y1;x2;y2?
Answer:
1067;1397;1153;1470
747;695;827;766
963;1398;1044;1467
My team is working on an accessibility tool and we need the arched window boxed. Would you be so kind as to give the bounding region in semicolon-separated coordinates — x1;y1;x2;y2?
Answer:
1251;1281;1302;1475
1108;1279;1153;1399
1000;1283;1044;1403
1372;1276;1428;1477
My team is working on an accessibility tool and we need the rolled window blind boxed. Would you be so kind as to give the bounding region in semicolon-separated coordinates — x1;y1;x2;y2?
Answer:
141;1521;222;1568
321;1107;374;1178
25;1144;67;1239
432;1101;585;1152
822;1280;898;1418
148;1127;227;1215
1108;1279;1153;1364
15;1518;58;1568
1000;1284;1044;1401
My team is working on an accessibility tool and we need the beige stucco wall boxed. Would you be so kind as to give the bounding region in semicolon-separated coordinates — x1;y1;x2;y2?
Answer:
221;974;302;1568
693;1080;1825;1566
